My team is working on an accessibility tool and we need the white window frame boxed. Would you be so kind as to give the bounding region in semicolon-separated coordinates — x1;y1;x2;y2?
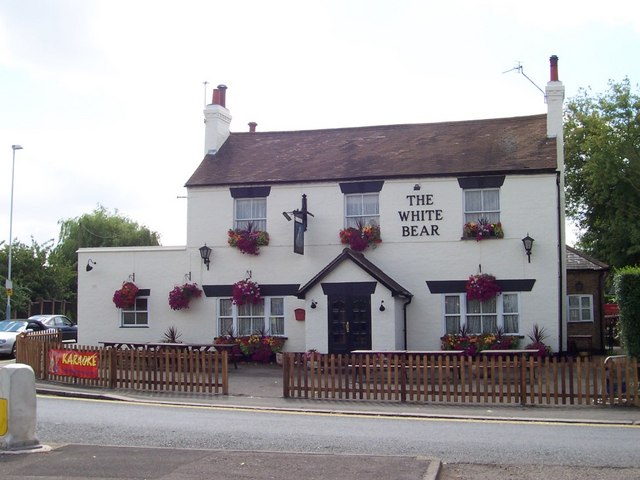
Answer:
234;197;267;231
442;293;519;335
120;296;149;327
344;193;380;228
463;188;500;225
567;294;593;322
217;297;286;336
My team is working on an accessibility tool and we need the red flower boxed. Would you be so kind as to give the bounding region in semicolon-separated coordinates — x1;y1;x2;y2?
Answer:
339;224;382;252
168;283;203;310
466;274;501;302
113;281;139;309
232;279;262;306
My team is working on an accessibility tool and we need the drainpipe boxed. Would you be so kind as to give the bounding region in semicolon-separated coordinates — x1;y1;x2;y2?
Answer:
557;172;564;355
402;295;413;350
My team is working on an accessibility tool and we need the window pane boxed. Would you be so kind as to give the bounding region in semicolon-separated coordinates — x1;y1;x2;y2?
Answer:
467;299;481;314
362;194;379;215
581;308;591;321
220;299;232;316
445;296;460;314
465;191;482;212
235;199;252;220
568;296;579;307
218;318;233;336
270;298;284;316
346;196;362;216
238;318;252;335
503;294;518;313
270;317;284;335
445;317;460;334
504;315;518;333
482;316;497;333
569;309;580;321
122;312;136;325
466;316;481;334
482;297;497;313
483;190;500;211
581;297;591;308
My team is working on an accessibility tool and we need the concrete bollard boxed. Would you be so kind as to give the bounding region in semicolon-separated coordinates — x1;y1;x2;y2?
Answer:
0;363;40;450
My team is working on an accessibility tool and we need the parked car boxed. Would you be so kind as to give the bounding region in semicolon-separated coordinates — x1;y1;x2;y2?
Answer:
0;319;49;357
28;314;77;342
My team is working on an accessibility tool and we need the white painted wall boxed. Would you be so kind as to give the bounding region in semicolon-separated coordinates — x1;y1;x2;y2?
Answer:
78;172;561;353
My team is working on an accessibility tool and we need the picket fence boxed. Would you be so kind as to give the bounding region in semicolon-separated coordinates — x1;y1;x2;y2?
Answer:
282;351;638;406
16;331;229;394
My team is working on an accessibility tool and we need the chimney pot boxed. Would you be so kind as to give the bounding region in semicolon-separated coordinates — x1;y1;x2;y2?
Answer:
217;84;227;108
248;122;257;133
549;55;559;82
212;88;221;105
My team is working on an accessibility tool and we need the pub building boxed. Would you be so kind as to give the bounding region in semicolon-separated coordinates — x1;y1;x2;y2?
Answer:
78;56;576;355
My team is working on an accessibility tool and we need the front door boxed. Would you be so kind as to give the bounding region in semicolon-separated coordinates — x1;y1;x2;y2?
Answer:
328;295;372;354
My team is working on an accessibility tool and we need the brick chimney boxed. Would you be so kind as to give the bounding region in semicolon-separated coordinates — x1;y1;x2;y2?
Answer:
203;84;232;155
248;122;257;133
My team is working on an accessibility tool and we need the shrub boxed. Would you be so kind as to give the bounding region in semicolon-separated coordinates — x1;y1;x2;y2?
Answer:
614;267;640;358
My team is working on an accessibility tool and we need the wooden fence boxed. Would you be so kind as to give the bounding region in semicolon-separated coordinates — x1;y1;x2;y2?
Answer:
282;352;638;406
16;331;229;394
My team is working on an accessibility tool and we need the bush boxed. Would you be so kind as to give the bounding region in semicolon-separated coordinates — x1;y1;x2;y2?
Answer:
614;267;640;358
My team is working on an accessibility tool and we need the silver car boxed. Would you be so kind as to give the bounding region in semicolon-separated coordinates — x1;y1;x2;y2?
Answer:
0;319;48;357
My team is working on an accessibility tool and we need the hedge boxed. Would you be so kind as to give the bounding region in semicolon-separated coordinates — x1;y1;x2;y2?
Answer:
614;266;640;358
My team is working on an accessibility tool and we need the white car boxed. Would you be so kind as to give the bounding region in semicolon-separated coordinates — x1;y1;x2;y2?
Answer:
28;315;77;342
0;319;48;357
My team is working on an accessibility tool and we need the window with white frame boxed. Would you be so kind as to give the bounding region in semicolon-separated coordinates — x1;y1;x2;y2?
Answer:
463;188;500;224
345;193;379;228
234;197;267;231
443;293;519;334
121;297;149;327
217;297;285;336
568;294;593;322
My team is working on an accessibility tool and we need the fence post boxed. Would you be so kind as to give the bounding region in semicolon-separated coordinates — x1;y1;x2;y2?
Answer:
282;353;290;398
400;353;407;403
519;353;526;406
109;348;117;389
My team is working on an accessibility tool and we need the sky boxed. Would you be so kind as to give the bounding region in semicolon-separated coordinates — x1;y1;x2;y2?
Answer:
1;0;639;249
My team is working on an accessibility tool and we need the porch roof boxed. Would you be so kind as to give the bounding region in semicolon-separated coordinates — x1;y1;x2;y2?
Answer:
297;248;413;299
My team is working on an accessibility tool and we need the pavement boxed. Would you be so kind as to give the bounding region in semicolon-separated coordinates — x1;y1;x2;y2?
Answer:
2;362;640;480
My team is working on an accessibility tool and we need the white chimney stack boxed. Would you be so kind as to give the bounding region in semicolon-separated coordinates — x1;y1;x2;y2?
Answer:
545;56;564;139
204;84;232;155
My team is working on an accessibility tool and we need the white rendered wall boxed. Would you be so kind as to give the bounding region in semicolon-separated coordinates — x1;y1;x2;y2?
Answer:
79;172;561;352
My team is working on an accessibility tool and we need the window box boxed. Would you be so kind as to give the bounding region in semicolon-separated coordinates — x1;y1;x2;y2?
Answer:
339;224;382;252
228;228;270;255
463;220;504;241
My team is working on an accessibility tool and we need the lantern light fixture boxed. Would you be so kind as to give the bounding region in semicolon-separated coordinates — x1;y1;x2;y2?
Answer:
199;244;212;270
521;234;535;263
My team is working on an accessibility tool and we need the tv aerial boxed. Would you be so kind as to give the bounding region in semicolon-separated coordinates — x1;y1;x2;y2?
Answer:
503;62;544;96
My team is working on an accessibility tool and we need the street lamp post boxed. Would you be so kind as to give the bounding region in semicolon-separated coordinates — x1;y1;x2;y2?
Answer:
5;145;23;320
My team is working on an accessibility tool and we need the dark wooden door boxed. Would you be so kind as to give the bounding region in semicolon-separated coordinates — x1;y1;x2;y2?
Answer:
328;295;371;354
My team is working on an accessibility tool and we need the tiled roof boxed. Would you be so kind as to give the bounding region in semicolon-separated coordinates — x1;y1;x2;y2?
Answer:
186;114;557;187
566;246;609;271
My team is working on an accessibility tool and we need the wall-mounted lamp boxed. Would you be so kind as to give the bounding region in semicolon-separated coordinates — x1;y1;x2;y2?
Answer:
128;273;135;282
379;300;386;312
522;234;534;263
199;244;212;270
413;184;421;191
86;259;96;272
282;211;292;221
310;300;317;309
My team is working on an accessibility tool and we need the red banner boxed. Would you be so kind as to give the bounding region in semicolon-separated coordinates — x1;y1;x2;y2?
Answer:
49;349;99;379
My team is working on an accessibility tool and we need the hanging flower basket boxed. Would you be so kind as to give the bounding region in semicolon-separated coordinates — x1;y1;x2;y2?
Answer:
232;278;262;306
339;224;382;252
168;283;203;310
112;281;139;309
466;273;501;302
227;227;270;255
463;219;504;241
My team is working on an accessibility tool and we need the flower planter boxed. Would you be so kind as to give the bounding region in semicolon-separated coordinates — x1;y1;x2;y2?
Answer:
294;308;305;321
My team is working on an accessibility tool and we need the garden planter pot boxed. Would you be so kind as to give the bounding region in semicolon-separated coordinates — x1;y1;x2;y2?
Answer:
294;308;305;321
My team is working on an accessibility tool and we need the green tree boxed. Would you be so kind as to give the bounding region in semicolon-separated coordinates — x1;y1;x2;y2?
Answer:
50;205;161;269
564;78;640;268
0;239;71;318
